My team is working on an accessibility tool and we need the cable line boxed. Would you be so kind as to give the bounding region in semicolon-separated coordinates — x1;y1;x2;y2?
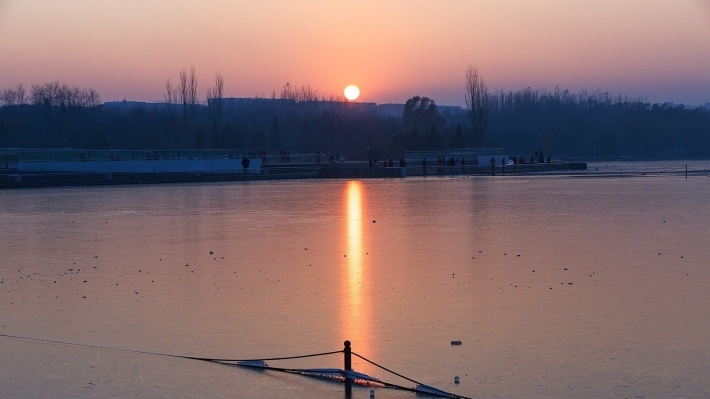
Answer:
0;332;340;363
1;332;471;398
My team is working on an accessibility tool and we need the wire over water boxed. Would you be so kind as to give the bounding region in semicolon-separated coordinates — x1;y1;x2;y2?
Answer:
1;332;471;398
0;332;341;362
352;351;425;386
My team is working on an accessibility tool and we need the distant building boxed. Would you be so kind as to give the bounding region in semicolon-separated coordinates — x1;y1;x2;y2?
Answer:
375;103;404;118
104;97;465;116
213;97;295;109
374;103;465;118
437;105;466;116
298;100;377;113
208;97;377;114
103;100;172;113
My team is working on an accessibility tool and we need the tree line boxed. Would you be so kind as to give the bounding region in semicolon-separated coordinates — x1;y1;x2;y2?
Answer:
1;68;708;160
486;87;710;158
2;82;100;108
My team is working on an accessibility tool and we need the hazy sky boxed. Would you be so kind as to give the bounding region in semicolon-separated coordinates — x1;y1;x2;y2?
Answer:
1;0;709;106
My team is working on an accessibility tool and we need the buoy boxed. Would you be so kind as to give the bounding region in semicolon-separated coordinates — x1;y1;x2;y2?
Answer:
370;389;375;398
454;376;460;384
451;340;462;345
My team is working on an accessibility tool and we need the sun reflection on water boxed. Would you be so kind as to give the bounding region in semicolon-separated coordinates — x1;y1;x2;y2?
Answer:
341;181;371;359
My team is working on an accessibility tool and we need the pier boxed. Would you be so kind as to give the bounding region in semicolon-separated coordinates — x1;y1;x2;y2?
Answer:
0;148;586;188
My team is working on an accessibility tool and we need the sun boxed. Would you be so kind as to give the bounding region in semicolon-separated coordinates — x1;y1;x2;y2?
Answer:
344;85;360;101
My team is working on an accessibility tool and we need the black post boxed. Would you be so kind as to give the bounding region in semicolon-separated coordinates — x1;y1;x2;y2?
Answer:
344;340;352;371
686;164;688;180
344;340;353;398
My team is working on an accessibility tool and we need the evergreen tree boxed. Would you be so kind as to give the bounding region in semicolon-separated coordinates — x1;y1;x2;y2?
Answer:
409;128;422;150
424;125;443;149
450;124;465;148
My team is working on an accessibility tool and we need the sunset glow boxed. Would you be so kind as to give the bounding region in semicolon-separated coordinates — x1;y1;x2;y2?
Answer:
343;85;360;101
1;1;709;105
341;181;371;355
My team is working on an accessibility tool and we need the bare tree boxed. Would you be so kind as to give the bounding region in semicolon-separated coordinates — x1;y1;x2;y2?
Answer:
173;67;198;120
465;64;490;148
1;88;15;106
2;84;27;106
298;84;318;102
188;66;198;119
280;82;321;102
164;78;178;118
206;72;223;124
86;88;100;107
31;82;60;106
28;82;98;108
215;73;223;99
16;84;27;105
178;69;188;119
280;82;294;101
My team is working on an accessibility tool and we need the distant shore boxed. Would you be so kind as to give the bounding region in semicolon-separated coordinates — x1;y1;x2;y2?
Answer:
0;161;588;189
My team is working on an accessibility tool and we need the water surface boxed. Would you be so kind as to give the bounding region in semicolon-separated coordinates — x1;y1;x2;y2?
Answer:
2;163;709;398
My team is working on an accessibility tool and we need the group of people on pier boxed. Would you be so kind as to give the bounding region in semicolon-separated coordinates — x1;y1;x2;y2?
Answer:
421;156;471;175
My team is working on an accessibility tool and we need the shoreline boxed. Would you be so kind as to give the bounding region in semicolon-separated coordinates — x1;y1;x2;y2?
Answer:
0;162;587;189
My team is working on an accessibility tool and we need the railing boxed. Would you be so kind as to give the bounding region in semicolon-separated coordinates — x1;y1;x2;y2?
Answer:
4;149;340;166
404;148;508;162
261;153;339;166
0;153;19;169
10;149;262;163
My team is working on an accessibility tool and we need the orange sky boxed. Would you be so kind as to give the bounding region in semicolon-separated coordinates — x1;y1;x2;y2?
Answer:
1;0;709;106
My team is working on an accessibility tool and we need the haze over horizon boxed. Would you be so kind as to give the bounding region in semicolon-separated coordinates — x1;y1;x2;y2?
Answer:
1;0;709;107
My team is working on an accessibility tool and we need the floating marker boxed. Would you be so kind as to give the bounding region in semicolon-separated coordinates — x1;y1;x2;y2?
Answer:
454;376;460;384
451;340;462;345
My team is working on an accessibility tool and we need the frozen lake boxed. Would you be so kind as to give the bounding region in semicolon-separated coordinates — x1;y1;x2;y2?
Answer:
2;161;710;398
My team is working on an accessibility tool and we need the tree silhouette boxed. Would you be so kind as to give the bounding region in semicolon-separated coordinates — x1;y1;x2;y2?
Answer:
207;72;224;125
465;65;489;147
164;79;177;119
403;96;444;140
424;125;443;150
450;124;465;148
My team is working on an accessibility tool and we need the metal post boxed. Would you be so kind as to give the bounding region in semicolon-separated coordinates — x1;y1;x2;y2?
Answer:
344;340;352;371
344;340;352;398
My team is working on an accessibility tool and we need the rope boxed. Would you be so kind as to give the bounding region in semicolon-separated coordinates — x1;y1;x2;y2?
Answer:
236;362;471;399
352;351;473;399
0;332;341;363
352;351;424;386
179;350;343;363
1;332;471;399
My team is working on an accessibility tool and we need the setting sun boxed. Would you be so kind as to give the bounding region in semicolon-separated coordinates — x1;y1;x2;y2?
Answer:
344;85;360;101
